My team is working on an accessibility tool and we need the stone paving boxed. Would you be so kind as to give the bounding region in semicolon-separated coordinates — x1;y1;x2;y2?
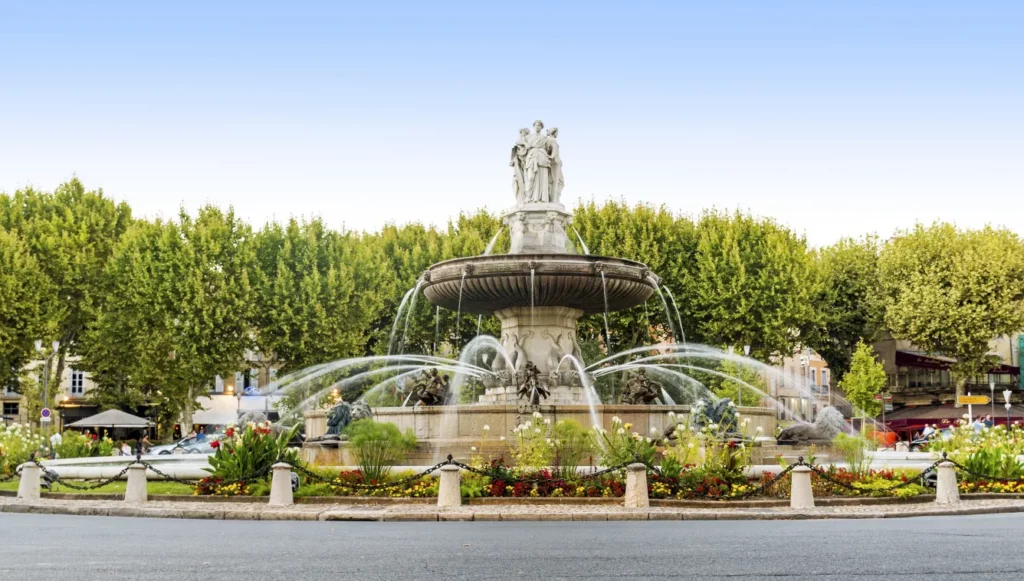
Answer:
3;495;1024;522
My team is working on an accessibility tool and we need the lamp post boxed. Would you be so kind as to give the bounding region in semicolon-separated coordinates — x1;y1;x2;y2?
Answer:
34;339;60;456
990;378;996;422
1004;389;1013;426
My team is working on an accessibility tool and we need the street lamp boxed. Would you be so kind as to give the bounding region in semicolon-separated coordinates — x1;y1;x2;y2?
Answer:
1004;389;1013;426
34;339;60;456
990;378;996;422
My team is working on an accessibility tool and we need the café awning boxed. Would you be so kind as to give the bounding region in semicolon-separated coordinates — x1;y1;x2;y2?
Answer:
66;409;154;429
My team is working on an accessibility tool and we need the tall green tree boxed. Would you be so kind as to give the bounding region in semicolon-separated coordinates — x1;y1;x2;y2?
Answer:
80;207;255;433
0;179;132;386
809;236;882;384
682;210;820;361
878;223;1024;402
252;218;391;374
839;341;887;417
571;200;695;353
0;228;55;392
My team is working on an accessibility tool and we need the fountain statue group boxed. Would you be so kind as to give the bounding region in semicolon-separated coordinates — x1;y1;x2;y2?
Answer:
405;368;451;406
510;120;564;206
621;369;661;405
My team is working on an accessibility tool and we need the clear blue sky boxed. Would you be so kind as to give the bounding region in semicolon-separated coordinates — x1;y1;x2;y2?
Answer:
1;1;1021;246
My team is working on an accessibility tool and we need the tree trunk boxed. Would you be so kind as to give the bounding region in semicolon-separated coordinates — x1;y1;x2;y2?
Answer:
179;385;195;435
953;376;967;408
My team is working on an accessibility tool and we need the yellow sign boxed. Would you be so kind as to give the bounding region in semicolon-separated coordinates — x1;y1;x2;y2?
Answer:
957;395;990;405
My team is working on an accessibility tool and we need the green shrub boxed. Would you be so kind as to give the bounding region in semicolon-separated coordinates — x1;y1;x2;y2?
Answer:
206;422;300;483
551;420;595;480
53;431;115;459
343;419;417;484
597;417;657;467
962;447;1024;481
833;433;870;478
0;423;46;472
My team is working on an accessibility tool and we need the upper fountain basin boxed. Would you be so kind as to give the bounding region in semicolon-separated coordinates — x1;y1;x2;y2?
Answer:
422;254;658;315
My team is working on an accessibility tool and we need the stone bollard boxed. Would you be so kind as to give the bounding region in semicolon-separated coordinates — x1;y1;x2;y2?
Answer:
934;461;960;504
17;463;41;500
269;462;294;506
437;465;462;508
124;463;148;503
624;463;650;508
790;465;815;509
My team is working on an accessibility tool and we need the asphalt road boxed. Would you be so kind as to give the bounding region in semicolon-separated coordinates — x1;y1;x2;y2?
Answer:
1;513;1022;580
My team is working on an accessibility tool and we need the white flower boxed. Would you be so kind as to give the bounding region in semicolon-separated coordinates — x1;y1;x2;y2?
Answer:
483;425;490;431
632;432;640;439
728;401;737;408
545;438;552;444
612;416;621;424
470;446;477;452
534;429;541;434
667;411;677;419
687;443;694;448
499;436;506;441
592;424;601;431
646;437;652;444
543;418;551;425
533;411;543;419
617;428;626;435
756;426;764;433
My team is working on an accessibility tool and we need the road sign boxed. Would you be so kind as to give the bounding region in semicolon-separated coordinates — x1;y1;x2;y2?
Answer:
40;408;52;423
873;394;893;402
958;395;990;405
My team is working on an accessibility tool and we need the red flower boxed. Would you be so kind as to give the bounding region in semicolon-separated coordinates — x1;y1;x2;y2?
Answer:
210;440;220;449
90;433;98;441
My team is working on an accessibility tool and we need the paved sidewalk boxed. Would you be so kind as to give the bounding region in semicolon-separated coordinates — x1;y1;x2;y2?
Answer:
4;495;1024;522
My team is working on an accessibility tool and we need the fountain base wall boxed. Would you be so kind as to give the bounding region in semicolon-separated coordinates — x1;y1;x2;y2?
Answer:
302;404;778;466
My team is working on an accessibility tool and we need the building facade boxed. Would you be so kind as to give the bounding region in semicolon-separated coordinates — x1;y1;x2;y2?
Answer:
770;348;834;421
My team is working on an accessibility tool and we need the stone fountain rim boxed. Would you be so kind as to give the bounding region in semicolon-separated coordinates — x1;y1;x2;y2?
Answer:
424;253;655;273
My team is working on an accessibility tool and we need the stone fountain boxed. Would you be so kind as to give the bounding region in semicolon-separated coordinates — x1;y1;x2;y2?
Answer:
301;120;778;466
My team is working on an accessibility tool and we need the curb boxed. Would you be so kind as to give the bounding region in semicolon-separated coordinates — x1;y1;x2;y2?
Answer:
4;501;1024;522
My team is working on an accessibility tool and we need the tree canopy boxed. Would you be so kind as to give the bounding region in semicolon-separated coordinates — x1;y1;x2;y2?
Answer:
878;223;1024;400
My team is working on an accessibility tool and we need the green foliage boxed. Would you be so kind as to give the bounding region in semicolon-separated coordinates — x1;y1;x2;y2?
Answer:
206;422;299;483
551;420;596;480
80;207;256;434
833;433;871;478
809;236;881;382
510;412;555;469
0;228;54;391
839;341;887;417
597;416;657;466
0;423;46;473
962;447;1024;481
0;179;132;389
878;223;1024;398
53;430;114;459
683;210;820;360
343;419;417;483
703;359;766;407
252;218;391;374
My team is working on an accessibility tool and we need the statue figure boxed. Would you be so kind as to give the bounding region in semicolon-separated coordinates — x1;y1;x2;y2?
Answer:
326;400;373;435
776;407;847;445
622;369;661;405
408;368;450;407
510;128;529;205
516;361;549;405
523;120;552;203
547;127;564;205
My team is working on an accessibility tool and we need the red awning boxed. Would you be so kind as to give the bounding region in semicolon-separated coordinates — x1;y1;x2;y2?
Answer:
881;404;1024;431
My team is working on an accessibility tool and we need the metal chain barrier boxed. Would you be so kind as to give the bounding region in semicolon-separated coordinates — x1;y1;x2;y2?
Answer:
283;456;451;492
450;458;637;487
945;457;1024;485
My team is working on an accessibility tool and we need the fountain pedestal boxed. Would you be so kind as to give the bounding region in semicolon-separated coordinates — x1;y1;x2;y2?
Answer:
478;306;586;405
503;203;574;254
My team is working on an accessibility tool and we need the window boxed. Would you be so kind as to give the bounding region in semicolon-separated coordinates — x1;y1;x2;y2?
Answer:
70;370;85;396
3;402;18;416
822;370;829;387
810;368;817;385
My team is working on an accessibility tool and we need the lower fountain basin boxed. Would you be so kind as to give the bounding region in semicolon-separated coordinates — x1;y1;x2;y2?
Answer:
422;254;657;315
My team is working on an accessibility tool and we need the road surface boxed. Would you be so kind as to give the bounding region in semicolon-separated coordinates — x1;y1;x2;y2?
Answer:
1;513;1021;580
